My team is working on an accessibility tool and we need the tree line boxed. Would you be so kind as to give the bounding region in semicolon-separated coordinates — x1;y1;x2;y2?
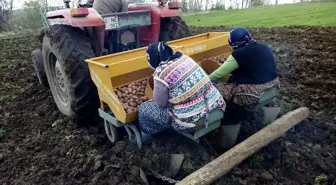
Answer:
1;0;335;33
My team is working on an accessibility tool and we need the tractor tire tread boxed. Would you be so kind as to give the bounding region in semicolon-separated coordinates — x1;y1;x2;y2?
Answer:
42;25;98;120
160;16;190;42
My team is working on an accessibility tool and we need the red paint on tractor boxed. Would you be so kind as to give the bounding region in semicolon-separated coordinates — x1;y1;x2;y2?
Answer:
128;3;182;46
168;2;182;9
47;8;105;27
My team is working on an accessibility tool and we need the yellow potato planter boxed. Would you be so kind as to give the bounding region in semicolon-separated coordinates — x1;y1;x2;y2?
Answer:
86;32;232;124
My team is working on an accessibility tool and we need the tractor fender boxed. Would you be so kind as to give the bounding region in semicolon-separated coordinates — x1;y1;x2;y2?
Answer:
46;8;105;56
46;8;105;27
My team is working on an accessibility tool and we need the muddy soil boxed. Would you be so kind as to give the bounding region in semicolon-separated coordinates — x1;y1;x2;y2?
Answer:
0;26;335;185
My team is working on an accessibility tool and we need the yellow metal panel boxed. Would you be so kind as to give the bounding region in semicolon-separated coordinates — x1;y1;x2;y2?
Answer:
86;47;147;66
87;62;127;122
145;76;154;99
108;55;149;78
111;68;154;88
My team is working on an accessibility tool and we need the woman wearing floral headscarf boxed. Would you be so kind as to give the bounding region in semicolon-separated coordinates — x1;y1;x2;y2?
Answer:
133;41;226;144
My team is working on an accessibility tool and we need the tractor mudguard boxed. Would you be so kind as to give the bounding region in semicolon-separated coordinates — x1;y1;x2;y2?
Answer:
128;3;183;46
46;8;105;56
46;8;105;27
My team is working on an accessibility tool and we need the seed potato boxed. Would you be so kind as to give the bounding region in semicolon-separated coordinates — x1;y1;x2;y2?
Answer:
114;79;151;113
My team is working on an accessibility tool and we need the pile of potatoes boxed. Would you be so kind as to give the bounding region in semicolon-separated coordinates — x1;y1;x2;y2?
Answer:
114;79;149;113
212;55;228;64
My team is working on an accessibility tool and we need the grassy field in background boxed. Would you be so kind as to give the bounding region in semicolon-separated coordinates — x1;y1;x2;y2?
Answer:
183;2;336;27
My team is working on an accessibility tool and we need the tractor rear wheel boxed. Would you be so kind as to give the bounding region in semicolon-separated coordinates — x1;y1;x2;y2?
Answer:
160;16;190;42
42;25;99;121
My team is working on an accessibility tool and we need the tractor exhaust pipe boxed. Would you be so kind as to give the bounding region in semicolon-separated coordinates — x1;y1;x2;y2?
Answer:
63;0;70;8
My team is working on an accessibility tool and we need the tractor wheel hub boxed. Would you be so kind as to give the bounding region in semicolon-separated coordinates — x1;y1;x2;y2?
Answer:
54;60;69;107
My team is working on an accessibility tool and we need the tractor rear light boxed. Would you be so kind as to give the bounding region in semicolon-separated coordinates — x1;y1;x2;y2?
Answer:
71;8;89;17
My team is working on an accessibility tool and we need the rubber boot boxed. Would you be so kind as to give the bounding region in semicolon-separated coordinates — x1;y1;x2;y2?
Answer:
130;131;153;145
219;124;241;149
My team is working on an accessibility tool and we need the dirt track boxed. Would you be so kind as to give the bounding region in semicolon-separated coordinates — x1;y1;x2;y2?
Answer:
0;26;335;185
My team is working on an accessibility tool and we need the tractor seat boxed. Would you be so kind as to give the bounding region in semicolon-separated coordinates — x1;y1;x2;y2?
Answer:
177;110;224;142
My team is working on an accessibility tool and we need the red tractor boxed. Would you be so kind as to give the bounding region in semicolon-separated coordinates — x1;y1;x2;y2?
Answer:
32;0;190;121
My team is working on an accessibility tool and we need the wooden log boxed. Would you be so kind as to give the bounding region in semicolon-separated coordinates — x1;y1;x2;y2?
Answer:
177;107;310;185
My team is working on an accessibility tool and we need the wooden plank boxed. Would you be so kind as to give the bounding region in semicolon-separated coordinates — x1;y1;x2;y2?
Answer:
177;107;310;185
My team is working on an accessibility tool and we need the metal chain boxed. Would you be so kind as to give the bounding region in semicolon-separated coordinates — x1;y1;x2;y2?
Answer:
148;168;181;184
